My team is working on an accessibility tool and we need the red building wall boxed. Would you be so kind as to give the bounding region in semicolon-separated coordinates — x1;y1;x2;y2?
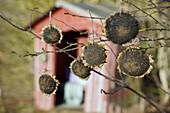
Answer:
33;7;117;112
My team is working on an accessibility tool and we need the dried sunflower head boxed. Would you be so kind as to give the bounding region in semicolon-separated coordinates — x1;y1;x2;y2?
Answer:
104;12;139;45
39;73;60;95
81;43;107;68
70;58;91;80
117;46;154;78
40;25;63;44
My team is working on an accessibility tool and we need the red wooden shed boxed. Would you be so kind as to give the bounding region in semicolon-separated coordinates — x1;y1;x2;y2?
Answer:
31;1;122;113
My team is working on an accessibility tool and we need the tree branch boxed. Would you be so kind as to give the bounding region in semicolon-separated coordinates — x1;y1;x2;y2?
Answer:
123;0;168;28
101;86;124;94
64;12;105;19
125;85;165;113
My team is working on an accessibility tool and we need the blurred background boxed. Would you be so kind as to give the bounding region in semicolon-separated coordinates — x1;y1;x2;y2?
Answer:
0;0;169;113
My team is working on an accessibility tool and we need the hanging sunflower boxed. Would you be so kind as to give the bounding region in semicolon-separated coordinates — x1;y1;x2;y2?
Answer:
39;73;60;95
40;25;63;44
117;46;154;78
81;43;107;68
70;58;91;80
104;12;139;45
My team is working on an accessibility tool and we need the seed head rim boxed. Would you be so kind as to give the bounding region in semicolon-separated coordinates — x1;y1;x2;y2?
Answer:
40;25;63;44
81;42;107;69
69;58;91;80
116;46;154;78
104;12;139;45
39;73;60;96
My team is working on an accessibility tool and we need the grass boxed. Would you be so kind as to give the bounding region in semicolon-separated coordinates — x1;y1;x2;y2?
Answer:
0;1;56;113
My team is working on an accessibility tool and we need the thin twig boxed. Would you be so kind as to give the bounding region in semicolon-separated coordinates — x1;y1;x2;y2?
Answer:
148;0;170;20
27;9;81;32
140;34;170;41
140;44;170;50
132;6;170;13
123;0;167;28
88;10;95;44
64;12;105;19
139;28;170;32
101;86;124;94
139;35;170;49
140;37;170;41
97;36;118;58
51;45;76;59
0;12;27;31
29;7;38;31
0;11;77;60
125;85;165;113
0;11;41;40
92;69;123;85
64;46;83;52
146;75;170;96
49;11;52;25
44;45;47;71
105;42;117;58
96;67;165;113
119;0;123;13
29;9;105;36
62;44;74;50
11;50;56;57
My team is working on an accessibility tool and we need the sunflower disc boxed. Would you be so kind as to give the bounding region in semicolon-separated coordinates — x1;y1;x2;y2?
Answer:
41;25;63;44
105;12;139;45
39;73;60;95
70;59;91;80
117;47;154;78
82;43;107;68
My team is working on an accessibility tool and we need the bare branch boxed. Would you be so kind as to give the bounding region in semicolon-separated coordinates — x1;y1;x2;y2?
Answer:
140;43;170;50
95;68;165;113
148;0;170;20
140;34;170;41
0;11;27;31
123;0;168;28
101;86;124;94
27;9;81;32
132;6;170;13
51;45;76;59
0;11;41;40
88;10;95;43
146;75;170;96
92;69;123;85
11;50;55;57
64;12;105;19
125;85;165;113
29;7;38;31
139;28;170;32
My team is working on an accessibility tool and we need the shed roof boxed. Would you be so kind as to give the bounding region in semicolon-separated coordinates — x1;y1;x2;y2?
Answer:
28;1;119;28
56;1;119;18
